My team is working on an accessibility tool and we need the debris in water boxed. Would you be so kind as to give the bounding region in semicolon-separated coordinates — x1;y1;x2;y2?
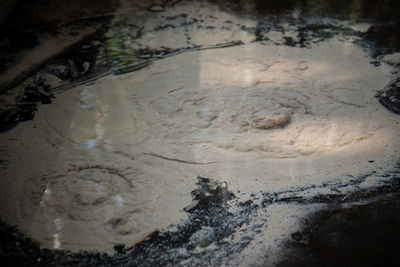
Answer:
376;75;400;114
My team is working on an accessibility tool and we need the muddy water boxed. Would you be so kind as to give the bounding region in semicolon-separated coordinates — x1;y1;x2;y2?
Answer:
1;0;400;256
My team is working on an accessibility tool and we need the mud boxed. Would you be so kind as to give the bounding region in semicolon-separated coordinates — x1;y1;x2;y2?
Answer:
1;0;399;133
1;0;400;265
0;177;253;266
1;172;400;266
0;30;110;132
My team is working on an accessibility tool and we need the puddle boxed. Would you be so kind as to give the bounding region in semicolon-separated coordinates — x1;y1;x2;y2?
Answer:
0;0;400;264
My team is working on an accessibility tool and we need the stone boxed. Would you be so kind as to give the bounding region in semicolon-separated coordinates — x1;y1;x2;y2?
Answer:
382;52;400;66
149;5;165;12
189;227;216;248
39;72;63;88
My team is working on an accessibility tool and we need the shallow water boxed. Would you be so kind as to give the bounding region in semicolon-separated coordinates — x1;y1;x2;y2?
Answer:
1;0;400;260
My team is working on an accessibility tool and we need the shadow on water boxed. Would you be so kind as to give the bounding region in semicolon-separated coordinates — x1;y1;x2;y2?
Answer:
212;0;400;53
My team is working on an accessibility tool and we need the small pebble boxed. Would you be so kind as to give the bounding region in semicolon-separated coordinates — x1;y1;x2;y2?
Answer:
149;5;165;12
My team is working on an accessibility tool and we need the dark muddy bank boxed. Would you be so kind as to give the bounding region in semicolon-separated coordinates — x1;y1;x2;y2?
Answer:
1;172;400;266
277;192;400;267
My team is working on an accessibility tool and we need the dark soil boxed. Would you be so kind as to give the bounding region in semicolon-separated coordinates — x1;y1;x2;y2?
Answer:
277;192;400;267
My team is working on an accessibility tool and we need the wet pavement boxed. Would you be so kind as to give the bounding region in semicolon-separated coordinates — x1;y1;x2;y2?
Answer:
1;0;400;266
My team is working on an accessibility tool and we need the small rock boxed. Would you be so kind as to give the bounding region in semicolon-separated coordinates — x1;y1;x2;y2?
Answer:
382;52;400;66
267;30;285;45
23;85;52;104
82;61;90;74
184;200;199;212
91;40;101;46
149;5;165;12
189;226;216;248
67;59;79;79
46;64;67;77
370;60;381;67
39;72;63;88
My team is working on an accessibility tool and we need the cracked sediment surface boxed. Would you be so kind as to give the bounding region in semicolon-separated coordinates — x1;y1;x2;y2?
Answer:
1;0;400;263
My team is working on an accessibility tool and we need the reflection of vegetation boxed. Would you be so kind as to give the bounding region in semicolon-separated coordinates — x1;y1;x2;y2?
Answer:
104;14;143;62
272;23;362;48
303;0;360;18
302;24;358;39
290;23;361;47
244;0;362;18
105;34;127;61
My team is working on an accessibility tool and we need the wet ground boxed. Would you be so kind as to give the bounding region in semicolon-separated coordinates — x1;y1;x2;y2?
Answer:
278;191;400;267
1;0;400;266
